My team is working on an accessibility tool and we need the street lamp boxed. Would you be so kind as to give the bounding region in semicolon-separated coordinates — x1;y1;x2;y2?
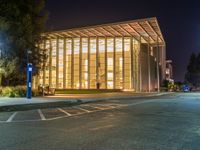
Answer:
26;49;32;99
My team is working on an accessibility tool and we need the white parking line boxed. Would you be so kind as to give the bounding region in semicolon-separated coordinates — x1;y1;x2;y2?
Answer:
57;108;72;116
89;105;105;110
6;112;18;122
74;107;91;113
38;109;46;120
96;104;116;109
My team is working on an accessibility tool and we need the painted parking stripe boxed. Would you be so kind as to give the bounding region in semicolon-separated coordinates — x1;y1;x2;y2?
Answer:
57;108;72;116
74;106;91;113
6;112;18;122
89;105;105;110
96;104;116;109
38;109;46;120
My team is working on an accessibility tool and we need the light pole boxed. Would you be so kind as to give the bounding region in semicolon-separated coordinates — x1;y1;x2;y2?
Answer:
26;49;32;99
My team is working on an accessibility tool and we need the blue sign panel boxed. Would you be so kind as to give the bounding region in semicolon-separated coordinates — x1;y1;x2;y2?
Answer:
27;63;32;99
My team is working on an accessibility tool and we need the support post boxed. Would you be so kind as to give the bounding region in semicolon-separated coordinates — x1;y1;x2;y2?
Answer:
96;37;99;89
79;37;82;89
71;38;74;89
156;36;160;92
130;36;134;90
105;37;107;89
88;38;90;89
49;39;52;88
63;37;66;89
56;37;59;89
147;37;151;92
122;37;125;90
43;40;46;86
139;37;142;92
113;37;116;89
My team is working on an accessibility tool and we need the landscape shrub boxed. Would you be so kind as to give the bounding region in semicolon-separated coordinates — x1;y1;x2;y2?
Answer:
0;86;40;97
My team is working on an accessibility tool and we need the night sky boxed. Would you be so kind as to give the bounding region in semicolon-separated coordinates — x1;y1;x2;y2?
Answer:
45;0;200;82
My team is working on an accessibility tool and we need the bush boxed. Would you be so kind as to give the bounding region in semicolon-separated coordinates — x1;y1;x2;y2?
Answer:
0;86;37;97
1;87;13;97
32;89;40;97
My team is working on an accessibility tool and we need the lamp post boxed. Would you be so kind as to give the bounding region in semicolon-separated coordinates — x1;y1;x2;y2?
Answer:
26;49;32;99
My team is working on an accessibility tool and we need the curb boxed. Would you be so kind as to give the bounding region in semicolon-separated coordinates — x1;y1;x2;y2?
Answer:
78;92;174;103
0;92;174;112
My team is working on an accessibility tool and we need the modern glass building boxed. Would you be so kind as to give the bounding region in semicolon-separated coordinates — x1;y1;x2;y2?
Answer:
35;17;166;92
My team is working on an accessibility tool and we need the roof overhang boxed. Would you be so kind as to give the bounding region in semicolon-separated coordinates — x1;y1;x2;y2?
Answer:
43;17;165;45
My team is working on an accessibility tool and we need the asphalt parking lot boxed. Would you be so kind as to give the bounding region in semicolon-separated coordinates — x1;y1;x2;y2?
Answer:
1;93;200;150
0;102;126;123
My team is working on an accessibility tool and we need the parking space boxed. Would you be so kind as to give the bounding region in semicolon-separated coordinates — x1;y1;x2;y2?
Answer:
61;107;86;115
79;105;101;112
0;112;14;122
0;102;126;123
13;110;40;121
41;108;66;119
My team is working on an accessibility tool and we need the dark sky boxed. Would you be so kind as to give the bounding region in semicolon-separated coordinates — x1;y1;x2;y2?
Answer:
45;0;200;82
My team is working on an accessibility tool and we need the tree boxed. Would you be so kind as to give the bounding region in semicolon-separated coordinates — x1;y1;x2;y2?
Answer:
185;53;200;87
0;0;48;86
187;53;197;73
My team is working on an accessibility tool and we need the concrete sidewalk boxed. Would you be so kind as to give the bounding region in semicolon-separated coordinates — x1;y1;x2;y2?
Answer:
0;92;172;107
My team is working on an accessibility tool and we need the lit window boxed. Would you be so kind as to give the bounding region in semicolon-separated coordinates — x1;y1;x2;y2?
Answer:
108;58;113;66
150;47;153;56
107;81;113;89
108;73;113;80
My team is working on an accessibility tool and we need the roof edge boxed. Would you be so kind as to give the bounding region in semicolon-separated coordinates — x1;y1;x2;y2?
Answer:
44;17;158;34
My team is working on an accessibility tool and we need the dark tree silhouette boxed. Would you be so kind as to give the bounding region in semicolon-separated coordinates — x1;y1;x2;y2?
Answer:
185;53;200;87
0;0;48;86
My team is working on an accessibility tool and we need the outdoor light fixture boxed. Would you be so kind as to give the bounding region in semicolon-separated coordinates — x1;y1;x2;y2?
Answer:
26;49;33;99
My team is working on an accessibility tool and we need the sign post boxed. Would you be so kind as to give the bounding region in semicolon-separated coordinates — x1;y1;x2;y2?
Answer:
27;63;32;99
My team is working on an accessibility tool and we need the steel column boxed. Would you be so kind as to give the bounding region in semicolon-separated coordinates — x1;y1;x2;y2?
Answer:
49;39;52;88
79;37;82;89
63;37;66;89
139;37;142;92
122;37;125;90
113;37;116;89
96;37;99;89
130;37;134;90
147;37;151;92
156;37;160;92
88;38;90;89
56;37;59;89
71;38;74;89
43;40;46;86
105;37;108;89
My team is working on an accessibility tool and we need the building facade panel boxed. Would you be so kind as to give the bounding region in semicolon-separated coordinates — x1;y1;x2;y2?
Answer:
36;18;166;92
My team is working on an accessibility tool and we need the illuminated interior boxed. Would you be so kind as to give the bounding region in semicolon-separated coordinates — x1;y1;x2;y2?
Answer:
36;17;166;92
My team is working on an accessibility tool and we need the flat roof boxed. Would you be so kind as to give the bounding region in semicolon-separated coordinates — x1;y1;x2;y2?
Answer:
44;17;165;44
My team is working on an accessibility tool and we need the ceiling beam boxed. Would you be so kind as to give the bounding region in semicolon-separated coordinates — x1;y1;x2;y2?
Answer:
90;28;104;36
137;22;156;42
67;31;80;37
108;26;123;36
83;29;96;37
74;30;88;37
118;24;140;41
100;27;115;36
145;21;163;42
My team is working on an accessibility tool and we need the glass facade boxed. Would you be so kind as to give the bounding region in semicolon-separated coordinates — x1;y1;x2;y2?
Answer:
36;18;165;92
38;37;146;91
